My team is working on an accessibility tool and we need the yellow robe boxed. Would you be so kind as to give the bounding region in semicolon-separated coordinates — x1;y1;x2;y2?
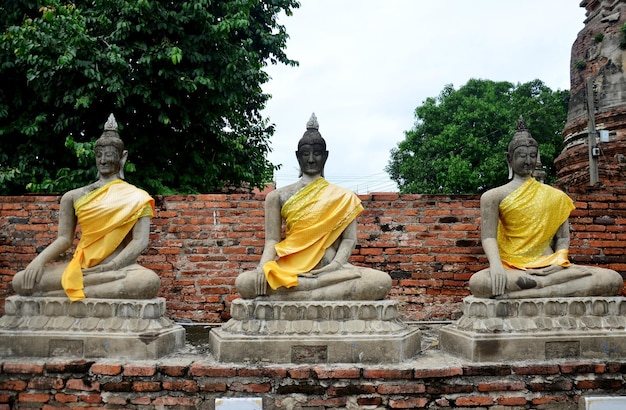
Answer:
497;178;575;270
61;179;154;301
263;177;363;290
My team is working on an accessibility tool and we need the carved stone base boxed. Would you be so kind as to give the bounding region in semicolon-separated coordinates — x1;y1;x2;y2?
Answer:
440;296;626;362
209;299;421;363
0;296;185;359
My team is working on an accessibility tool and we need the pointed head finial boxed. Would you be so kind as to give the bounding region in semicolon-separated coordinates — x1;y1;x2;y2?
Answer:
515;115;529;133
104;113;118;132
306;112;319;131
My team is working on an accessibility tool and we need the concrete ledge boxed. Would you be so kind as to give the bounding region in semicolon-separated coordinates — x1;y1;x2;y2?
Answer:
209;325;421;364
210;299;421;363
440;296;626;362
439;326;626;362
0;296;185;359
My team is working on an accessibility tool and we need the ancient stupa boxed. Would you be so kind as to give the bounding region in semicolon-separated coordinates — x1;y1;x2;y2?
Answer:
555;0;626;188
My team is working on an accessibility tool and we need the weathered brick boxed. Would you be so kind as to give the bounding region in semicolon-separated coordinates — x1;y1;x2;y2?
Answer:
130;396;152;405
237;367;288;378
498;396;528;406
123;364;156;377
388;397;429;408
162;380;199;393
528;379;573;392
45;360;94;374
132;381;161;392
312;367;361;379
104;396;127;405
28;377;64;390
91;363;122;376
229;382;271;393
199;382;227;392
477;380;525;392
377;383;425;394
18;393;50;403
559;362;606;374
190;363;236;377
3;363;44;374
414;367;463;378
152;396;201;407
531;395;569;405
362;368;412;379
512;364;560;375
287;366;311;379
53;393;78;404
455;396;495;406
79;394;102;404
0;380;27;391
65;378;100;392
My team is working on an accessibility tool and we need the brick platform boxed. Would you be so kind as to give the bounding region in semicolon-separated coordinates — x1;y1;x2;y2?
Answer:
2;344;626;409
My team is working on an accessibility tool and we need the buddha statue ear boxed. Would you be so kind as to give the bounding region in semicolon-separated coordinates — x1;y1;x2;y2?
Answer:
119;150;129;179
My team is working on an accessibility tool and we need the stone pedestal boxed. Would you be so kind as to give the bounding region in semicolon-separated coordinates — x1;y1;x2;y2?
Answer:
440;296;626;362
209;299;421;363
0;296;185;359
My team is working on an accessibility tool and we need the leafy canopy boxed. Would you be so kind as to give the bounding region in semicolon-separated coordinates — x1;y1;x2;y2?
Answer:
386;79;569;194
0;0;299;195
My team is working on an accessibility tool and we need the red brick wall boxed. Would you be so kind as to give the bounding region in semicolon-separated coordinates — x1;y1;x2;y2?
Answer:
2;357;626;408
1;187;625;322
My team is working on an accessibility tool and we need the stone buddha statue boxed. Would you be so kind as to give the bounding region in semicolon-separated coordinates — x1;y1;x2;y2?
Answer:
469;117;623;298
12;114;161;301
235;113;392;300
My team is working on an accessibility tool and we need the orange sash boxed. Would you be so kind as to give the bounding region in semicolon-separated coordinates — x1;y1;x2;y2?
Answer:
263;178;363;289
61;179;154;300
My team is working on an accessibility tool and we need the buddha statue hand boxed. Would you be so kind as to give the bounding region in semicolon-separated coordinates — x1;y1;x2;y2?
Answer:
254;268;268;296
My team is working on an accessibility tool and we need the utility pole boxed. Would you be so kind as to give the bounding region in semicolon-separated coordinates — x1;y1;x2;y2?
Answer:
586;77;599;186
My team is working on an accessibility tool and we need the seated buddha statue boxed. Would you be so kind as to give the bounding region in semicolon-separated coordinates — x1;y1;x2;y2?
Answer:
469;117;623;299
235;114;392;301
12;114;160;301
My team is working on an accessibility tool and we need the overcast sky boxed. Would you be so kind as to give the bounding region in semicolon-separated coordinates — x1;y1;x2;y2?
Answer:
261;1;587;193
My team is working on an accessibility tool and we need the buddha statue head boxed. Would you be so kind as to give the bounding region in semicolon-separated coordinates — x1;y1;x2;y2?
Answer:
95;114;128;179
296;113;328;177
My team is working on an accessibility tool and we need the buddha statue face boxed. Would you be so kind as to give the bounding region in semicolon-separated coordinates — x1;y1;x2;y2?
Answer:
297;143;328;177
508;145;538;178
95;145;124;179
95;133;127;179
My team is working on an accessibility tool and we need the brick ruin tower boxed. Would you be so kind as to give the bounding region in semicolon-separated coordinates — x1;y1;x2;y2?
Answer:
555;0;626;188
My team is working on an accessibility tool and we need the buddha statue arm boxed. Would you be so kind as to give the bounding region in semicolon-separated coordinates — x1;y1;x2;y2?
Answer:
250;190;282;295
257;190;281;268
82;216;151;274
552;220;570;252
480;190;507;296
20;192;78;290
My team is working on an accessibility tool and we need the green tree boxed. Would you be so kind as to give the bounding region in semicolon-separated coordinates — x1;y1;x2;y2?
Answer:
386;79;569;194
0;0;299;195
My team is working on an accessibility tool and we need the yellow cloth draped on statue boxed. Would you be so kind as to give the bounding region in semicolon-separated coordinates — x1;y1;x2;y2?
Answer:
263;177;364;290
61;179;154;301
497;178;575;270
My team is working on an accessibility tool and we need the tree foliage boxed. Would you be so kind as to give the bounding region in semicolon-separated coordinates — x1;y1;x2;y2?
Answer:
386;79;569;194
0;0;299;195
